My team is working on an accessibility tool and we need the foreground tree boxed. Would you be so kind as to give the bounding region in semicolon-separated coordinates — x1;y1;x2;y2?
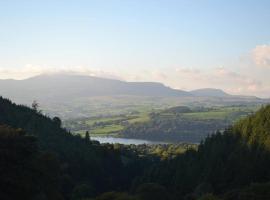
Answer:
0;125;63;200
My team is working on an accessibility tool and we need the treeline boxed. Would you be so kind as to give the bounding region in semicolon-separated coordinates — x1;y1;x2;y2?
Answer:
110;143;197;160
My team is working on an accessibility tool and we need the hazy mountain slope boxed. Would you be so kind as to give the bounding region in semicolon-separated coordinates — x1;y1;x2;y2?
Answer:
190;88;230;97
0;74;190;102
0;74;267;119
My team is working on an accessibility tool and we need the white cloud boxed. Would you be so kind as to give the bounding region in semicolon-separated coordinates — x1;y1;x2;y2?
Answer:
151;70;168;80
0;65;124;80
252;44;270;67
175;68;201;74
0;64;269;98
150;67;266;97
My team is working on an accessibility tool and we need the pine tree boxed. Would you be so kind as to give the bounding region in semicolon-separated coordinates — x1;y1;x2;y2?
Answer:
85;131;90;143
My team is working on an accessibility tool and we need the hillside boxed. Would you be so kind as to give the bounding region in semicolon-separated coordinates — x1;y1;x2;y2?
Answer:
1;96;270;199
234;105;270;147
0;96;135;199
190;88;230;97
120;105;256;143
0;74;190;102
137;105;270;199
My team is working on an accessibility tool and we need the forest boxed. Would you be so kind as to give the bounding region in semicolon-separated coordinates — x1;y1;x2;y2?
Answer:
1;96;270;200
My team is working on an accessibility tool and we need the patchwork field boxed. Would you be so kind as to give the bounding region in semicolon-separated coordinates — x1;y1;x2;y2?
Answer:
66;112;151;136
64;104;261;142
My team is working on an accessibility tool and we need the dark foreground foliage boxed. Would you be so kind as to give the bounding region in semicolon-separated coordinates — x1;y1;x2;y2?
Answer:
0;125;63;200
1;96;270;200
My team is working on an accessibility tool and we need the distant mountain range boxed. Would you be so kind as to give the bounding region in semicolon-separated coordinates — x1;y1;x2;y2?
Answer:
0;74;266;118
0;74;191;101
0;73;257;99
190;88;230;97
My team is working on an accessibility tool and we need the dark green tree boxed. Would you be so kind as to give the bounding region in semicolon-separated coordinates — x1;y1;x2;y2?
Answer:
85;131;91;143
53;117;62;127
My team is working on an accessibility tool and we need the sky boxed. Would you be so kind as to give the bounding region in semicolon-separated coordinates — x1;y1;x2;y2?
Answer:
0;0;270;97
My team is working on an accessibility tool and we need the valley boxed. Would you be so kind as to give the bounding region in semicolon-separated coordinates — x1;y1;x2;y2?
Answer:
1;95;270;200
2;1;270;199
64;104;262;143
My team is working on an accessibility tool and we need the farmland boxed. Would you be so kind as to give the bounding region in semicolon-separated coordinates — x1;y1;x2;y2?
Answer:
64;104;260;142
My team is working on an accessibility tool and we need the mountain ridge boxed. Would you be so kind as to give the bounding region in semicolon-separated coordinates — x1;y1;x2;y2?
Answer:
0;74;190;98
0;73;265;119
190;88;230;97
0;73;260;98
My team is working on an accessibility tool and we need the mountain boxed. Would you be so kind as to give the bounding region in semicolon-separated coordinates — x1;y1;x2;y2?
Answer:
0;74;266;119
0;74;190;102
190;88;230;97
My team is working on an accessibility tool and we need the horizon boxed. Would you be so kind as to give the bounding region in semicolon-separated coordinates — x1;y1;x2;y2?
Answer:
0;1;270;97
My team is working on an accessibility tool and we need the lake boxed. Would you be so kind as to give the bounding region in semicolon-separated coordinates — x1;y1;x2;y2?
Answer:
91;136;167;145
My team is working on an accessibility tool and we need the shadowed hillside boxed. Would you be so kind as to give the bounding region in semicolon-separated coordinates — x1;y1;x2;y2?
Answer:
135;105;270;199
1;96;270;199
0;96;139;199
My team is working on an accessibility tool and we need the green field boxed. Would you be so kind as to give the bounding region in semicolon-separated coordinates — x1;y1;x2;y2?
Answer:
66;112;151;136
119;105;263;142
85;117;124;126
91;124;124;135
182;106;257;121
127;113;150;124
64;105;261;138
183;110;232;120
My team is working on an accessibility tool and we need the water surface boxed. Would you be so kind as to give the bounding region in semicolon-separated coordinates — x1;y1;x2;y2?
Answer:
91;136;166;145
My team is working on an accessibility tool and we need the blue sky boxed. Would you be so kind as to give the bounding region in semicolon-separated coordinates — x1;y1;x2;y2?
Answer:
0;0;270;97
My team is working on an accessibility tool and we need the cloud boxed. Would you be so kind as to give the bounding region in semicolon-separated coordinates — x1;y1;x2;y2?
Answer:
175;68;201;74
174;67;203;81
0;65;124;80
206;68;263;95
252;44;270;67
213;67;260;84
160;67;265;97
151;70;168;80
0;64;268;98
